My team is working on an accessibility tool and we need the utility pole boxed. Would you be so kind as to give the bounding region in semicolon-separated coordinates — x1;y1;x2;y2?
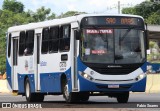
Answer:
98;1;132;14
118;1;120;14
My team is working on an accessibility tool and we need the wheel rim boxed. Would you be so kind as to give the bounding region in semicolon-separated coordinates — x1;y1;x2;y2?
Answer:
64;84;69;99
26;82;30;98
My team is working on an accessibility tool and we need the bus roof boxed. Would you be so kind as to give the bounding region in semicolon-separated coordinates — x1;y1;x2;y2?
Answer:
8;14;143;33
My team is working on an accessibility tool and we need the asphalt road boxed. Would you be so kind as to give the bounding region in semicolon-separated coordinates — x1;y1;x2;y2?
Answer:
0;93;160;109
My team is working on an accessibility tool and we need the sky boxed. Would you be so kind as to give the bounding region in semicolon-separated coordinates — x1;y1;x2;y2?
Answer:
0;0;146;15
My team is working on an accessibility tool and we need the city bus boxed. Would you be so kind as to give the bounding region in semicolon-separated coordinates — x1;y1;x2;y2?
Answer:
6;14;148;103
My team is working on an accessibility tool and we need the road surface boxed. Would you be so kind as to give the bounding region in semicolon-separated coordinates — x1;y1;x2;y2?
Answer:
0;93;160;109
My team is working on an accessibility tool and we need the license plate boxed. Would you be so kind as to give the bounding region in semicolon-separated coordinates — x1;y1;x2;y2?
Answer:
108;84;119;88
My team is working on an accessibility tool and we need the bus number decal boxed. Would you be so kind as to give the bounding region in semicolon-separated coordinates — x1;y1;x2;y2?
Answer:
59;62;66;71
106;18;116;24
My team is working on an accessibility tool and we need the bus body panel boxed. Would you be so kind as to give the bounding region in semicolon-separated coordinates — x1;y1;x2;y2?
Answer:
6;59;12;88
40;73;62;93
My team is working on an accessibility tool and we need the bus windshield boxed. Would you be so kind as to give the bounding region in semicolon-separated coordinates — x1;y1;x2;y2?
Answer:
80;28;146;64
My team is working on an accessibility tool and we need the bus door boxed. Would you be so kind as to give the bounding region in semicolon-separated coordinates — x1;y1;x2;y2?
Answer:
34;33;41;91
71;22;79;91
12;37;18;90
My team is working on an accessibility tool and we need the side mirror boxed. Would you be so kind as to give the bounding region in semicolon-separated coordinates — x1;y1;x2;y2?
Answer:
74;30;80;40
145;23;149;50
145;30;149;50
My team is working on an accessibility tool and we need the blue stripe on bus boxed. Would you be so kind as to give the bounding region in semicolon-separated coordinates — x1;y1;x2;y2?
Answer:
77;56;87;72
18;74;35;93
40;73;62;93
140;62;147;73
6;59;12;88
40;67;72;93
17;68;72;94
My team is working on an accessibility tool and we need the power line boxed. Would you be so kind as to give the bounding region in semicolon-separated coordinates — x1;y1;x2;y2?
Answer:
92;1;133;14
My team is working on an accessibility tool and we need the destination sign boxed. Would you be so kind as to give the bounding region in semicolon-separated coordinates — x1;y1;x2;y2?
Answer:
106;18;136;25
81;16;144;28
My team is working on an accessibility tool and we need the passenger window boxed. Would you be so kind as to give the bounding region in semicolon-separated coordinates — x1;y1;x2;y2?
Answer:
49;27;59;53
19;31;26;56
24;30;34;56
8;33;11;57
42;28;49;54
59;25;71;51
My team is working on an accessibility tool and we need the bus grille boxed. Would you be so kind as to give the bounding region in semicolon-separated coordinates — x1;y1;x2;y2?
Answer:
85;63;143;75
90;66;139;75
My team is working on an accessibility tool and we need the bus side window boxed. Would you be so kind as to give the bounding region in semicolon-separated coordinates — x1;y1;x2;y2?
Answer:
19;31;26;56
25;30;34;56
59;25;71;52
42;28;49;54
8;33;11;57
49;26;59;53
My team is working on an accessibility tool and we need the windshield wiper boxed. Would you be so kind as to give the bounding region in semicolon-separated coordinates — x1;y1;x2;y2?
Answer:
120;26;135;42
120;29;131;41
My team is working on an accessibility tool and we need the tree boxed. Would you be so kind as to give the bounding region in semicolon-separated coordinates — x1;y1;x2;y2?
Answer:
47;13;56;20
122;1;160;24
30;6;56;22
147;12;160;24
122;1;157;19
2;0;24;13
122;7;136;15
57;11;87;18
0;10;31;73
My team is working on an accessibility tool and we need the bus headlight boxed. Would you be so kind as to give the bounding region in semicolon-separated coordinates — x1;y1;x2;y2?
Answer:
79;71;94;81
136;74;146;81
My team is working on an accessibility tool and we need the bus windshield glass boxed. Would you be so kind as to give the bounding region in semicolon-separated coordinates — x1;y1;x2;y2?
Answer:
80;28;146;64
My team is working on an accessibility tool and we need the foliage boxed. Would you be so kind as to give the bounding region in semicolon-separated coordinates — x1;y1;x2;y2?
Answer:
47;13;56;20
0;9;32;73
122;1;160;24
122;7;136;15
28;6;56;22
146;11;160;24
58;11;86;18
2;0;24;13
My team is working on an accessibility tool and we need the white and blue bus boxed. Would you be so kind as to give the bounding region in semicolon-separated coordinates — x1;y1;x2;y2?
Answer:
6;14;148;103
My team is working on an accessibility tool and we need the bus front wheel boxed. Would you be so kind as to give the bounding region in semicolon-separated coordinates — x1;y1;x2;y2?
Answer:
63;82;78;103
116;92;129;103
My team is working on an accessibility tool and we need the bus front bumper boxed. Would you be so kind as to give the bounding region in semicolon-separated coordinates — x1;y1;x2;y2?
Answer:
78;75;146;92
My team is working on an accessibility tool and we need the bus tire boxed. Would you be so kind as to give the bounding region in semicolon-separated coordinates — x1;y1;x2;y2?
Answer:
25;78;35;102
62;81;77;103
25;78;44;102
116;92;129;103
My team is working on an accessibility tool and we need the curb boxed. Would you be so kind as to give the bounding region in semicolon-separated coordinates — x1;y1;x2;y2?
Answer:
0;80;11;93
